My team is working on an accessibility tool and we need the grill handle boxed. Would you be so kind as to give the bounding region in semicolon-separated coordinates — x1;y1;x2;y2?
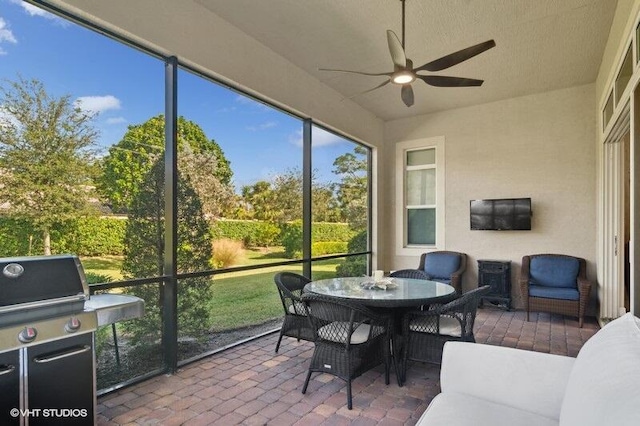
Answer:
33;345;91;364
0;364;15;376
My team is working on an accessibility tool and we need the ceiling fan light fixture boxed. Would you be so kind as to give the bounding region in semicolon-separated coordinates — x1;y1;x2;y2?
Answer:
392;71;415;84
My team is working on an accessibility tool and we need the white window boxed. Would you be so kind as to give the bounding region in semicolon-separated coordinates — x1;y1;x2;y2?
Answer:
395;137;445;255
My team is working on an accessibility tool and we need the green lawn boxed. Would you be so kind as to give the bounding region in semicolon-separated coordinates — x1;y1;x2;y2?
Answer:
82;249;341;331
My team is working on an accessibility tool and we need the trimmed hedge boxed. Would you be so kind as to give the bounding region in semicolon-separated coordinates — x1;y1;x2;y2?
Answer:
211;219;280;248
0;216;354;259
280;221;355;258
0;216;126;257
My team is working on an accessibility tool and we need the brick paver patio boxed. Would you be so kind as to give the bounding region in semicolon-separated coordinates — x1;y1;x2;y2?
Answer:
97;308;599;425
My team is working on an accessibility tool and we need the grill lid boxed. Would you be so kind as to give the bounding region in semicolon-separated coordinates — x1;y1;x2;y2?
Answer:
0;255;89;311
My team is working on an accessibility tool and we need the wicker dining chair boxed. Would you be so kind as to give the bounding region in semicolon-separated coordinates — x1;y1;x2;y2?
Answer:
300;293;393;410
389;269;429;280
273;272;315;353
401;285;491;383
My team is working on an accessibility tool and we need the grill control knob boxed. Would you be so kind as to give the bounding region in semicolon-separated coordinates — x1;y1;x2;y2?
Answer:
65;317;81;333
18;327;37;343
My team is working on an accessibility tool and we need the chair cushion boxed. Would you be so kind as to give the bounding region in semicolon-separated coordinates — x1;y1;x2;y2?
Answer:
417;392;559;426
528;285;579;301
424;253;461;280
318;322;371;344
559;313;640;426
530;256;579;288
409;316;462;337
288;301;307;315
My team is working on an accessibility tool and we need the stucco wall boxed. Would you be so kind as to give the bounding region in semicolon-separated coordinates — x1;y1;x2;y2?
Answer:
384;84;596;307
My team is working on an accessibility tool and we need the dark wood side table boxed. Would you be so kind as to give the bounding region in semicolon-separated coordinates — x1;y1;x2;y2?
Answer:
477;260;511;310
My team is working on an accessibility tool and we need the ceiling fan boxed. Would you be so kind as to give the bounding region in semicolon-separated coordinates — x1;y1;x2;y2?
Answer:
319;0;496;107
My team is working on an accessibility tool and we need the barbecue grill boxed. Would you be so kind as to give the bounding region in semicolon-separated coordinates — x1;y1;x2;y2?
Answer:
0;255;102;425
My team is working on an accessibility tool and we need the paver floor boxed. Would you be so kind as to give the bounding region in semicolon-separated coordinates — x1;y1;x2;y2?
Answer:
97;308;599;425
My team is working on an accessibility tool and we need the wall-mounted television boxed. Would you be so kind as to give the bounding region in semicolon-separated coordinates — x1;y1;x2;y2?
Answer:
470;198;532;230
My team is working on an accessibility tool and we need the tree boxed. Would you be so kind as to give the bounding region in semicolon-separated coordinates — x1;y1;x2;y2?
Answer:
179;143;237;218
0;77;98;255
333;145;368;230
98;115;233;213
240;180;277;221
240;168;338;223
122;157;213;345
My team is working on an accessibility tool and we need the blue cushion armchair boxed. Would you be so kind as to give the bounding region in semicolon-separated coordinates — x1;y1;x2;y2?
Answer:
520;254;591;327
417;251;466;294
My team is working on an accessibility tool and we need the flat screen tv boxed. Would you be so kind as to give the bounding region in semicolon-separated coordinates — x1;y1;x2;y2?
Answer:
470;198;532;230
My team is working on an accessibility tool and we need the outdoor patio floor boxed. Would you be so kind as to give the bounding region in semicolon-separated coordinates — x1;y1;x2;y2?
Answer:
97;307;600;425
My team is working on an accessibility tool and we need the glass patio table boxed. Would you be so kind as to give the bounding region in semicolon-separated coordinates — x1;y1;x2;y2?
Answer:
303;276;456;308
303;276;457;386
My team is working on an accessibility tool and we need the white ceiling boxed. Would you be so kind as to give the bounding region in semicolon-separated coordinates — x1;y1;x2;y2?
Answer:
195;0;617;121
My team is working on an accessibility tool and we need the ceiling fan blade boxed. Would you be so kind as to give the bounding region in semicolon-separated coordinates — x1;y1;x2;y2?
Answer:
319;68;393;77
418;75;484;87
387;30;407;68
401;84;414;107
415;40;496;72
346;79;391;100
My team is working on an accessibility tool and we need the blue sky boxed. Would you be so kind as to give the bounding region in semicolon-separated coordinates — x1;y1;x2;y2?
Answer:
0;0;359;190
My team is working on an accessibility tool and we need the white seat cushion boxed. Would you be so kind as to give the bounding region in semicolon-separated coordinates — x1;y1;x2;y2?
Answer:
410;316;462;337
417;392;558;426
318;322;371;344
559;312;640;426
288;301;306;315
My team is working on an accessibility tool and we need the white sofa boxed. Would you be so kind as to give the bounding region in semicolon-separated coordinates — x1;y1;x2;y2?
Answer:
417;312;640;426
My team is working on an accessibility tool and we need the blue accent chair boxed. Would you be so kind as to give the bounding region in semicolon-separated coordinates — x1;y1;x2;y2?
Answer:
520;254;591;327
417;251;467;294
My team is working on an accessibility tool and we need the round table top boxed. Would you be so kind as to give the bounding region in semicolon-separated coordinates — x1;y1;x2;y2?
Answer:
304;276;456;308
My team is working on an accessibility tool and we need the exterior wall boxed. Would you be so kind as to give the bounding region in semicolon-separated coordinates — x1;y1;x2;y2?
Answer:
384;84;597;308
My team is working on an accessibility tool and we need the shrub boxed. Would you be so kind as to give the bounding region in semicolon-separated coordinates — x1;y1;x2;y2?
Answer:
85;272;114;285
336;257;367;277
311;241;348;256
346;230;367;253
212;238;245;268
336;230;368;277
281;221;303;258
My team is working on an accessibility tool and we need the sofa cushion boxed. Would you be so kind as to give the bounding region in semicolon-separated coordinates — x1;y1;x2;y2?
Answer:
424;253;460;280
528;285;579;301
417;392;558;426
530;256;579;288
559;313;640;426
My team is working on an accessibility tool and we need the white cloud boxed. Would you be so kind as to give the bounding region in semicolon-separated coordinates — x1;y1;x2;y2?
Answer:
0;17;18;55
106;117;127;125
74;95;121;114
289;127;344;147
313;128;344;147
9;0;66;25
246;121;277;132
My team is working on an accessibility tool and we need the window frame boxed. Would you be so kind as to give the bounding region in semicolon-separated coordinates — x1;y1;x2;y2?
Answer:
395;136;445;256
